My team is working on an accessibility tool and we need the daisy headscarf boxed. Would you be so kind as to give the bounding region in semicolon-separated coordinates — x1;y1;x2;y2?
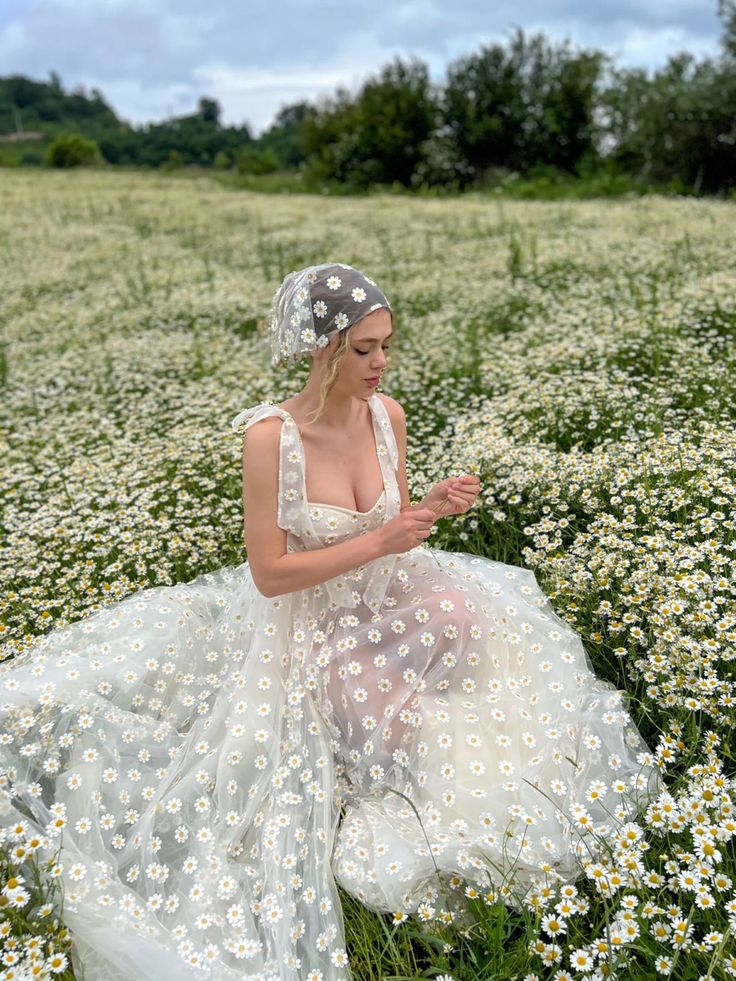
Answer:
267;262;393;368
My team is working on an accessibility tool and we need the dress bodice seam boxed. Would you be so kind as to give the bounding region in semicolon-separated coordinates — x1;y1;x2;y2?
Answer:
308;487;387;516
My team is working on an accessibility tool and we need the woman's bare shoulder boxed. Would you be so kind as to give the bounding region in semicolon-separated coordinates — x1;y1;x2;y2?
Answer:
241;416;282;501
375;392;406;426
241;414;284;448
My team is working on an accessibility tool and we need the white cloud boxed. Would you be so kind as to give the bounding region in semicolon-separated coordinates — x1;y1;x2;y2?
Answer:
192;31;407;133
192;63;355;132
0;18;29;60
97;78;197;124
611;24;721;66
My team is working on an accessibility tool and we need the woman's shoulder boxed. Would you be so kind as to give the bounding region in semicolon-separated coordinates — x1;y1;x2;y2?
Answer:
238;413;288;477
374;392;406;427
231;402;290;437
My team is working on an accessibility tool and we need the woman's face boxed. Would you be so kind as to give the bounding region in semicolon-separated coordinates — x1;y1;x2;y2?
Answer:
318;308;393;398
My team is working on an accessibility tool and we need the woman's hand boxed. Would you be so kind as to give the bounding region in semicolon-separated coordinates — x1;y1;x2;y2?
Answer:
420;474;480;517
377;507;436;555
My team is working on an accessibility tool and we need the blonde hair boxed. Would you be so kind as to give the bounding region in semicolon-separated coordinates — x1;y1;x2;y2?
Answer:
300;311;396;429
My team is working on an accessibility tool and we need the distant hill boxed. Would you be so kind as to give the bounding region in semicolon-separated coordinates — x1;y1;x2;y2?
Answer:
0;72;123;138
0;72;266;167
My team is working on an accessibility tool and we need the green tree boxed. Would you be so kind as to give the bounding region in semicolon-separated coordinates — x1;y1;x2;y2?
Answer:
442;28;604;177
300;57;439;189
46;132;101;167
0;73;120;133
719;0;736;57
600;51;736;192
198;97;221;125
258;101;310;168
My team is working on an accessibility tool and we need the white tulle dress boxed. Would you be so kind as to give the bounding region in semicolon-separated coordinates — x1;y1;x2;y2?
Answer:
0;395;662;980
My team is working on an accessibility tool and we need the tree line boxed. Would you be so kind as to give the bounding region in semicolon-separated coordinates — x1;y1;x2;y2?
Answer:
1;3;734;195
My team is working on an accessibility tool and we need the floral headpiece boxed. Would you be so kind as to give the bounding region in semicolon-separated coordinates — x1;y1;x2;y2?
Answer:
267;261;392;367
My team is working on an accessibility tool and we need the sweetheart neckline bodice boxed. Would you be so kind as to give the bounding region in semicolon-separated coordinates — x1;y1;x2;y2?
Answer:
307;487;386;516
277;395;387;519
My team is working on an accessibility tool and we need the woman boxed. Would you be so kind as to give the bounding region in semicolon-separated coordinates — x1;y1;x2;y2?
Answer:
0;262;661;981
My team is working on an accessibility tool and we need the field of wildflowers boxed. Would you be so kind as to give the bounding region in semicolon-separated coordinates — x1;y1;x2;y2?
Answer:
1;169;735;979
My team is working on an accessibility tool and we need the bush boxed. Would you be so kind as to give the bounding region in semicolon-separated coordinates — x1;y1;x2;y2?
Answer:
235;146;279;175
409;130;475;192
160;148;183;171
46;132;101;167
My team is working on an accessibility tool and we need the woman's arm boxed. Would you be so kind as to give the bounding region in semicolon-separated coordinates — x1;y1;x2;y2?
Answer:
241;417;387;598
264;533;385;598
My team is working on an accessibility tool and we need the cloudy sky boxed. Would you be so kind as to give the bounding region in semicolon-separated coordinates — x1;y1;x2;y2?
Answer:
0;0;725;136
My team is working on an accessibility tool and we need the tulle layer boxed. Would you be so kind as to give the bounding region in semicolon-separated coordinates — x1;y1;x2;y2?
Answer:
1;545;661;980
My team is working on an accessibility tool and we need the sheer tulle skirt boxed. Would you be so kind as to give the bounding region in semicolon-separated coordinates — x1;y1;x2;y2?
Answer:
0;545;661;979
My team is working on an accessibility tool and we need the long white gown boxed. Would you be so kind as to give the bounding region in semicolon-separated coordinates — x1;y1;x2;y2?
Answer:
0;394;662;980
